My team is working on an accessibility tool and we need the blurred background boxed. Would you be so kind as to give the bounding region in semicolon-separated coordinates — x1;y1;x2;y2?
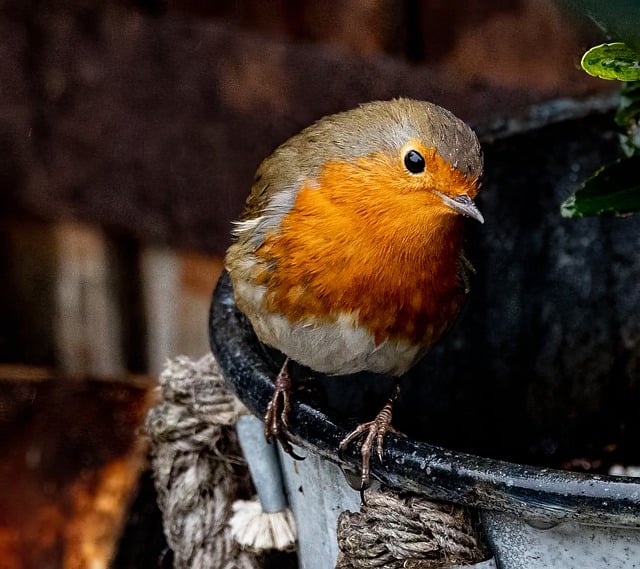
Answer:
0;0;618;567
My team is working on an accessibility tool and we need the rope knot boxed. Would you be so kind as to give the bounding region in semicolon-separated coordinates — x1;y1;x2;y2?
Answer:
336;490;489;568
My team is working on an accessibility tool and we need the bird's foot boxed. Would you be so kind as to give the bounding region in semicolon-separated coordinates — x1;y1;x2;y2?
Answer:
264;357;304;460
339;382;400;504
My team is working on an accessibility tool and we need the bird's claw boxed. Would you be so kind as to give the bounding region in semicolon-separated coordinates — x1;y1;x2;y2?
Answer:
338;383;400;504
264;361;305;461
264;390;305;460
339;415;398;504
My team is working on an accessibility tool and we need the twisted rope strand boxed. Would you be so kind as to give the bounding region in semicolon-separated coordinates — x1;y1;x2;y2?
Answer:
336;490;489;569
145;354;259;569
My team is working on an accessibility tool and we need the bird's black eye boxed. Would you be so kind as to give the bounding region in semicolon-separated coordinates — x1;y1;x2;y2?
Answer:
404;149;425;174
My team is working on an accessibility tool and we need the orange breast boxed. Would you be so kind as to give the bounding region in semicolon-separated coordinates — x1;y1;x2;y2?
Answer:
254;152;471;347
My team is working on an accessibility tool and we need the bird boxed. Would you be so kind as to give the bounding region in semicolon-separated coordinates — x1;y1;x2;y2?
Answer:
225;98;484;498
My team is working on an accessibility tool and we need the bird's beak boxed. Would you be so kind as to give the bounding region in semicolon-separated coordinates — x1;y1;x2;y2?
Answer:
433;191;484;224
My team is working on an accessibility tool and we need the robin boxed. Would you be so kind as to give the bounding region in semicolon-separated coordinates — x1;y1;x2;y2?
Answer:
225;98;483;497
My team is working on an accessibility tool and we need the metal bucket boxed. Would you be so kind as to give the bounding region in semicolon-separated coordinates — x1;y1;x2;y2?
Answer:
210;95;640;568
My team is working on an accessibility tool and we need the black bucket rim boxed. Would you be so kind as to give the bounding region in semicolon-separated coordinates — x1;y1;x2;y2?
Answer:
210;271;640;529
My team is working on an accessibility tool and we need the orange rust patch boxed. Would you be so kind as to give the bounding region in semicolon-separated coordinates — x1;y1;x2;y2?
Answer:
256;149;477;346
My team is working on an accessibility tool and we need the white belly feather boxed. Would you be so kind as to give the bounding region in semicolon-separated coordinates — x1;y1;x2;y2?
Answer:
232;278;421;376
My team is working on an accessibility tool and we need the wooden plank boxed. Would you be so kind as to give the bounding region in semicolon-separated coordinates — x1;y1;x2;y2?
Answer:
53;222;125;378
140;246;180;376
177;251;223;359
141;247;223;374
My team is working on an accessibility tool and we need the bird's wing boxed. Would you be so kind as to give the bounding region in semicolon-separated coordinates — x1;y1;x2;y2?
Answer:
233;134;323;252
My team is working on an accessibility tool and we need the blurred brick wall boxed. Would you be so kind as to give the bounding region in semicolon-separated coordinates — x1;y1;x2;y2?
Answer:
0;0;611;256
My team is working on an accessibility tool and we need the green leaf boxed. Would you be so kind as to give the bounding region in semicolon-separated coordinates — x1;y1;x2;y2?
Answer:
580;43;640;81
561;156;640;217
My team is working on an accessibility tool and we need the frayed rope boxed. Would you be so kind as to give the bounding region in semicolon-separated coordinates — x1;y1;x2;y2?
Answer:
145;353;295;568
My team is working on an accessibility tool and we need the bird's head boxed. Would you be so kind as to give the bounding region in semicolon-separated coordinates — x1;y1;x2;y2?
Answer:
295;98;484;236
233;98;483;251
